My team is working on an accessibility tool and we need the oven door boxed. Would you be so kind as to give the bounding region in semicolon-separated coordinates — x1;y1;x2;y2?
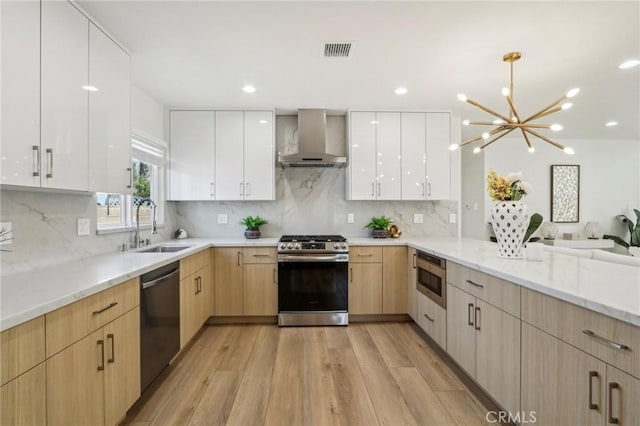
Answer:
278;255;348;312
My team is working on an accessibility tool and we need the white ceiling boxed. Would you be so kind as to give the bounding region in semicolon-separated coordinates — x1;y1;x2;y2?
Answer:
78;1;640;141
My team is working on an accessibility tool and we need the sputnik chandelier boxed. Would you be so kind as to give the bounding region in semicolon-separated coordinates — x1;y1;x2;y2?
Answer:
451;52;579;154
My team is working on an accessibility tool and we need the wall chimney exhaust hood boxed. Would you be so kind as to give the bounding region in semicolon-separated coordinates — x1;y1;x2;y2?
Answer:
278;109;347;168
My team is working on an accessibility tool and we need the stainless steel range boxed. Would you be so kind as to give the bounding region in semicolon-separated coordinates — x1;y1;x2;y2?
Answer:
277;235;349;326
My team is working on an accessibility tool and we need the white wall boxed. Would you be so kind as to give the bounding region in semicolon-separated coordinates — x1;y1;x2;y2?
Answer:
461;148;487;239
483;138;640;237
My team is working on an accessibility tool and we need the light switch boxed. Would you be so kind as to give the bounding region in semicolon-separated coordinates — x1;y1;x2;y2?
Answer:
449;213;457;224
77;218;90;236
347;213;354;224
413;213;423;224
218;214;228;224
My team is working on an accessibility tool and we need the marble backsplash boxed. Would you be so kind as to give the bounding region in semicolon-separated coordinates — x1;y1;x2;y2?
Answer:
0;189;177;276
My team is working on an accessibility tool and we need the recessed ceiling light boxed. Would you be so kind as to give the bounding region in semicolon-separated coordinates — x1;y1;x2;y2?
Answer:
394;87;408;95
259;120;268;124
242;85;256;93
619;59;640;69
82;85;98;92
605;121;619;127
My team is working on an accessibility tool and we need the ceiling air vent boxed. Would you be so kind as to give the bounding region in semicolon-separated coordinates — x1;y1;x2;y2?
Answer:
324;42;352;58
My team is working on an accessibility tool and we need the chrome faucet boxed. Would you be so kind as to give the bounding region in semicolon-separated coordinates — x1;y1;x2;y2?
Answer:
134;198;158;248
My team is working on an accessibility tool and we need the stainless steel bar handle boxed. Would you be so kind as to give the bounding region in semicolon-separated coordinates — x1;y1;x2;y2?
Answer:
107;334;115;363
246;182;250;196
194;276;199;295
423;313;435;322
127;167;132;188
237;251;241;266
421;182;425;197
466;279;484;289
427;182;432;197
97;340;105;371
467;303;474;326
588;371;599;410
377;182;381;196
210;182;214;197
32;146;40;176
272;268;276;284
253;254;269;257
475;307;481;331
279;254;347;263
92;302;118;315
371;183;375;198
141;269;179;289
358;253;373;257
46;148;53;178
607;382;620;424
350;268;353;283
582;330;630;350
412;253;417;268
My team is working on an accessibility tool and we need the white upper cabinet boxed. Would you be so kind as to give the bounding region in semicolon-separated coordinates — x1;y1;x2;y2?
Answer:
169;110;274;201
41;1;89;191
401;113;427;200
426;112;451;200
215;111;245;201
169;111;215;200
88;23;131;194
349;112;377;200
243;111;275;200
348;110;451;201
1;0;41;187
375;113;402;200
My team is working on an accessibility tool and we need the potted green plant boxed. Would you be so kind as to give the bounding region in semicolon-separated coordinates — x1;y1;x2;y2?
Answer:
240;215;267;239
364;216;393;238
604;209;640;256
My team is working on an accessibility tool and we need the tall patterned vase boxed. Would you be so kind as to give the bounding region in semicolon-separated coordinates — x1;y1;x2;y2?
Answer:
490;201;530;258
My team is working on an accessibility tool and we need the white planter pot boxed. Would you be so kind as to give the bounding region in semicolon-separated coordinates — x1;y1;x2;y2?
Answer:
490;200;530;258
629;246;640;257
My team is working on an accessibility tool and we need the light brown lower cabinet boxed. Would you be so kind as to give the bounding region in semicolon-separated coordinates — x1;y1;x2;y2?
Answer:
214;247;243;316
181;263;212;347
407;247;418;321
382;246;407;314
349;262;383;314
0;363;46;426
243;263;277;315
417;291;446;348
47;307;140;426
522;322;640;426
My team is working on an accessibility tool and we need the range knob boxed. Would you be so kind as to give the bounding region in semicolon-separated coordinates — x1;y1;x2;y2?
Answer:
279;243;287;250
294;243;301;249
333;243;340;249
287;243;293;249
340;243;347;249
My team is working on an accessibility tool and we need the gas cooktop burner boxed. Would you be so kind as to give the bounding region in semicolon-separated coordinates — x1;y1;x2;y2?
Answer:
279;235;347;243
278;235;348;253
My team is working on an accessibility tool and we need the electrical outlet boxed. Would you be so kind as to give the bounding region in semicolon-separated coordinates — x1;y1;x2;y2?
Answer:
218;214;228;224
449;213;457;224
0;222;13;245
347;213;354;224
413;213;423;224
77;218;90;236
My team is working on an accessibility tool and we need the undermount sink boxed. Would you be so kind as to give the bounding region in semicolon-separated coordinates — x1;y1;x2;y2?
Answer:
137;245;193;253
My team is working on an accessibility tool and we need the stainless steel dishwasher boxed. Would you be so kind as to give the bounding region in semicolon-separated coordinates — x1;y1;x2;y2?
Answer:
140;261;180;393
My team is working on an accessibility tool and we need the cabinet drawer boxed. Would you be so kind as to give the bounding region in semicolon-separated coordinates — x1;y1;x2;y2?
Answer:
180;248;210;279
447;262;520;317
46;277;139;357
349;246;382;263
417;292;446;348
522;288;640;379
1;316;45;386
243;247;276;264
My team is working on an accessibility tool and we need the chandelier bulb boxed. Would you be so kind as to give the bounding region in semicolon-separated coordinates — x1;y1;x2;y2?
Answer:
550;124;563;131
462;120;470;126
563;147;575;155
528;147;535;153
448;144;460;151
501;87;510;97
561;102;573;110
511;117;518;123
482;132;490;140
457;94;468;102
473;147;482;154
566;88;580;98
493;119;504;125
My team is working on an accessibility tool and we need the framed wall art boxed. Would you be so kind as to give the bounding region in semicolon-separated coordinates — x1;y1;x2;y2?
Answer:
550;164;580;223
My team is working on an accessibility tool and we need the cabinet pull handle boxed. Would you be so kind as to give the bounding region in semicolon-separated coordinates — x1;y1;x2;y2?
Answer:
607;382;620;424
253;254;269;257
246;182;250;196
46;148;53;178
97;340;105;371
475;307;481;330
423;313;435;322
588;371;599;410
358;253;373;257
582;330;630;350
107;334;115;363
371;182;375;198
467;303;474;326
32;146;40;176
92;302;118;315
194;276;199;295
210;182;214;197
427;182;432;197
273;268;276;284
237;251;242;266
127;167;132;188
421;182;425;197
377;182;381;197
466;279;484;289
412;253;417;269
350;268;353;283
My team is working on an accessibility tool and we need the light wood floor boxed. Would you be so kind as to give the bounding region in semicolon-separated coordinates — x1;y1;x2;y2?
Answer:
123;322;491;426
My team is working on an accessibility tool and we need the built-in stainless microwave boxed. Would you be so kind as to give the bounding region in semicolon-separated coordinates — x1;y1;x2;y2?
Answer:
416;251;447;309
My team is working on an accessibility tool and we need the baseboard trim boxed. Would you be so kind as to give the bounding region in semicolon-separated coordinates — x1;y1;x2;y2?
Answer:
349;313;412;323
206;316;278;325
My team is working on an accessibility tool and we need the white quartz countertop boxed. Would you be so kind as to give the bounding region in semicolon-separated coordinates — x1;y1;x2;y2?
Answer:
2;236;639;331
404;237;640;327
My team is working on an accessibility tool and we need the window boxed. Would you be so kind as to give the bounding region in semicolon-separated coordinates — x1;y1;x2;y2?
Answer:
97;135;167;232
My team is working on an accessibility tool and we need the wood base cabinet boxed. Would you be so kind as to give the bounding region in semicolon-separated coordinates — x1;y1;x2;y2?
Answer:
0;363;46;426
349;263;383;314
407;248;418;321
417;291;446;348
522;323;640;426
180;250;212;348
243;263;277;315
